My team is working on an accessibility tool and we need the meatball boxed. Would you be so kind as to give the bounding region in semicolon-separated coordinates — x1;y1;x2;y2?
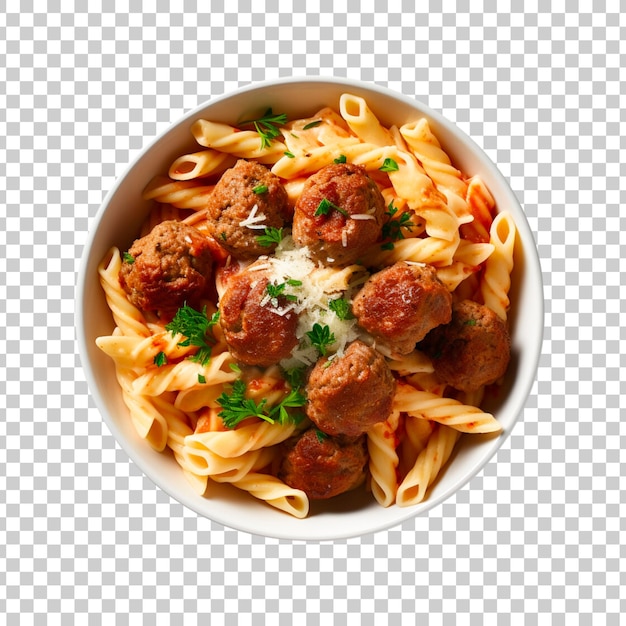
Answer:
352;262;452;355
218;267;299;367
305;340;396;437
418;299;511;392
278;429;368;500
206;159;290;259
119;220;213;315
292;162;385;266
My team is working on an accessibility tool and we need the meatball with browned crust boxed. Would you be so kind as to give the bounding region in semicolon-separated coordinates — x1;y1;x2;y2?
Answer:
305;340;396;437
292;162;385;266
119;220;213;316
418;299;511;392
206;159;290;259
352;262;452;356
218;266;299;367
278;429;368;500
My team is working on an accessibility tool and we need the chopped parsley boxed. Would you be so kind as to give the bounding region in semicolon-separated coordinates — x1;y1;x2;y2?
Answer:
266;281;299;307
315;429;328;443
153;351;167;367
382;202;415;242
306;323;336;356
216;379;306;429
333;154;347;164
198;374;206;384
328;297;354;320
165;305;220;367
314;197;349;218
122;252;135;264
302;119;323;130
239;108;288;150
256;226;284;247
379;157;399;172
253;184;268;194
284;151;295;158
282;365;307;390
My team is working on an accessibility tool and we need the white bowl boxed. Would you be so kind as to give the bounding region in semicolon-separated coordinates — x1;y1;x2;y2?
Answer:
76;77;543;541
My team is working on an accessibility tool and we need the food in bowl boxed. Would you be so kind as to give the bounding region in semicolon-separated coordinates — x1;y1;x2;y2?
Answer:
92;90;520;520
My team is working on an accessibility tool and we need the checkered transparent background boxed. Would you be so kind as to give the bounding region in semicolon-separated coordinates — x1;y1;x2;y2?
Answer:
1;2;624;623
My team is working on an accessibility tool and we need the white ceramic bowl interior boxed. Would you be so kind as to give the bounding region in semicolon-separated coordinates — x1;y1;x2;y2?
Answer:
77;77;543;541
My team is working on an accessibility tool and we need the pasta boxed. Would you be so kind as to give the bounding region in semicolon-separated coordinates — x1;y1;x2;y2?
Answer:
480;211;517;321
96;93;518;517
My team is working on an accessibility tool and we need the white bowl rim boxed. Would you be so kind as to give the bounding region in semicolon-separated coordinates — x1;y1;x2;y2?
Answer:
76;76;544;541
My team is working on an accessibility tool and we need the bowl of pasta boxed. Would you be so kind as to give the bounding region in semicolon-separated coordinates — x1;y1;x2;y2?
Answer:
77;77;543;541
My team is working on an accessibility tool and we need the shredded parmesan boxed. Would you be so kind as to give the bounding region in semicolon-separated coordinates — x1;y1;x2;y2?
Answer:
350;213;376;220
240;236;371;367
238;204;268;230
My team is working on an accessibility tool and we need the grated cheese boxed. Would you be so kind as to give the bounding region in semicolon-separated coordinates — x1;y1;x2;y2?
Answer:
238;204;268;230
251;236;370;367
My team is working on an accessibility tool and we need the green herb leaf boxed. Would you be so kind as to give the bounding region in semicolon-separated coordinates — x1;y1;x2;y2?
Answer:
284;151;295;158
382;202;415;242
165;305;220;367
333;154;347;164
239;108;288;150
328;297;354;321
153;351;167;367
283;365;307;390
217;379;306;429
379;157;399;172
256;226;284;248
253;184;268;194
306;323;336;357
314;197;349;218
123;252;135;264
265;279;300;307
302;119;323;130
198;374;206;384
315;429;328;443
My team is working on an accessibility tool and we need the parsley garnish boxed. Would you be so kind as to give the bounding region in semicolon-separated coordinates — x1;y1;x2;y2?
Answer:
284;151;295;158
314;197;349;218
256;226;284;248
216;379;306;429
165;305;220;367
464;319;477;326
239;108;288;150
266;281;299;307
283;365;307;390
306;323;336;356
328;297;354;320
379;157;399;172
153;351;167;367
382;202;415;242
315;429;328;443
123;252;135;264
198;374;206;384
333;154;347;164
253;184;268;194
303;119;323;130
